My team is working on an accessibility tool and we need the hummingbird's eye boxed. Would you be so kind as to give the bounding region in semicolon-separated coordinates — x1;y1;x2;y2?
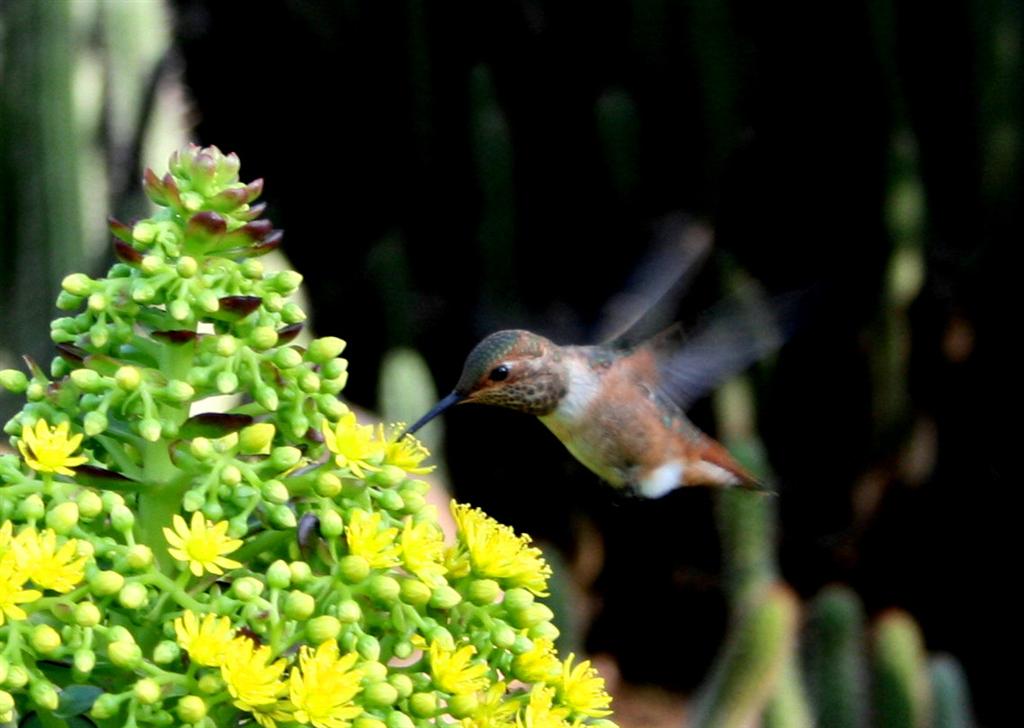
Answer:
489;365;510;382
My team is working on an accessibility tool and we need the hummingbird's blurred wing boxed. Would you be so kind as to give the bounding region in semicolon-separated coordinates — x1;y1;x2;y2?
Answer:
598;214;712;347
651;288;805;410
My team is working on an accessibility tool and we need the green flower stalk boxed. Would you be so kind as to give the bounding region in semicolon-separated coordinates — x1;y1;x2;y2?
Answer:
0;145;617;728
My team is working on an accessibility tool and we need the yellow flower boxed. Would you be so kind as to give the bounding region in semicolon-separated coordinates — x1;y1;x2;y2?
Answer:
449;501;552;596
11;527;85;593
221;635;291;725
18;420;87;476
557;654;613;718
322;412;384;478
345;509;400;569
429;639;489;695
0;552;41;625
174;610;235;667
516;684;571;728
400;517;447;585
289;639;365;728
461;681;520;727
512;638;561;683
380;424;435;474
163;512;243;576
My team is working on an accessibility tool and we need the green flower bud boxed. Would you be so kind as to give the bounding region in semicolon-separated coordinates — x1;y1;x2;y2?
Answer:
270;503;297;528
0;370;28;393
307;616;342;643
108;640;143;668
386;711;415;728
215;371;239;394
134;678;162;704
90;570;124;596
353;719;386;728
467;579;501;605
364;681;399;707
262;479;289;504
56;290;84;310
377;489;405;513
30;623;62;654
73;647;96;674
83;410;108;436
46;501;80;533
201;500;224;521
503;588;534;613
108;625;134;644
319;509;344;537
240;259;264;279
274;347;303;369
284;590;316;620
360;660;388;682
239;423;276;455
249;326;278;350
289;560;313;585
153;640;180;665
62;273;93;296
428;626;455;650
267;560;292;589
315;472;342;497
177;695;207;723
115;365;142;391
372;466;406;489
317;395;347;419
232;576;265;601
26;381;47;401
399;578;432;607
0;690;12;714
132;282;157;302
321;357;348;380
197;290;220;313
282;302;306;324
336;599;362;623
118;582;149;609
511;603;554;629
126;544;154;569
409;692;438;718
399;490;426;514
357;634;381;662
109;503;135;532
182;489;206;512
269;445;301;471
272;270;303;293
30;680;60;711
368;575;401;604
429;585;463;610
70;368;102;391
388;673;414;699
448;692;479;718
306;337;345;364
220;464;242;486
87;292;108;313
141;254;164;274
265;292;284;312
73;601;102;627
0;657;9;684
164;379;195;402
298;371;321;394
5;664;29;689
492;622;517;649
90;693;122;719
177;256;198;277
168;299;191;321
197;674;225;694
139;418;162;442
529;622;560;641
19;493;46;521
339;555;370;584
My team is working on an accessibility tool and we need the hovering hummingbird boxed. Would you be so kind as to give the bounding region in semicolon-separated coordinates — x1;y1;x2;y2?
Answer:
405;232;792;498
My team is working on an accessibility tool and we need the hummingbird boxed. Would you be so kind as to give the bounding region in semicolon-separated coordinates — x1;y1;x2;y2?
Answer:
404;285;789;498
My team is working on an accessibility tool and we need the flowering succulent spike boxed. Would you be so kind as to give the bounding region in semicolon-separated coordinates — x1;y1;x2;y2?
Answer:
0;145;616;728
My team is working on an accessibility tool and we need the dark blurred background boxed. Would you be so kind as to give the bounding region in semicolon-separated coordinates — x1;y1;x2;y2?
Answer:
1;1;1015;724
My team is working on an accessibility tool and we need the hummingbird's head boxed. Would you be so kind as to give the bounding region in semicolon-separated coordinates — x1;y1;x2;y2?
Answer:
404;330;568;436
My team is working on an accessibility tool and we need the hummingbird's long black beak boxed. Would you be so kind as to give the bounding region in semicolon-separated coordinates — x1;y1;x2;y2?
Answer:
402;391;463;438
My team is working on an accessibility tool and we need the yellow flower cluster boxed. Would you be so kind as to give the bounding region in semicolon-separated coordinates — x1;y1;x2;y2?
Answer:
448;501;553;596
322;410;435;478
0;521;86;625
17;420;88;476
174;610;365;728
